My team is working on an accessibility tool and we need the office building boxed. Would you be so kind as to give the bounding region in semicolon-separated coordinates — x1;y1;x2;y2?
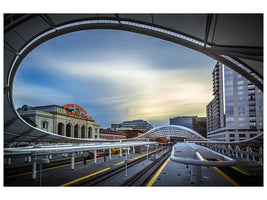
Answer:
121;119;153;133
206;62;263;141
170;116;207;138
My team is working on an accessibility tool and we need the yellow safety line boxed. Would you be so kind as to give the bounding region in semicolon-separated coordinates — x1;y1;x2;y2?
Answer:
6;148;164;179
217;159;250;176
203;158;239;186
231;166;250;176
60;167;111;186
114;161;125;166
146;157;170;187
213;167;239;186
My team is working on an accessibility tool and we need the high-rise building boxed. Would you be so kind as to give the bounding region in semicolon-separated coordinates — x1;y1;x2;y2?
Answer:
206;62;263;142
170;116;207;138
121;120;153;133
170;116;197;129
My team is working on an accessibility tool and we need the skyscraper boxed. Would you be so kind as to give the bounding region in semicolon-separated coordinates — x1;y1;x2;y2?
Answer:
206;62;263;142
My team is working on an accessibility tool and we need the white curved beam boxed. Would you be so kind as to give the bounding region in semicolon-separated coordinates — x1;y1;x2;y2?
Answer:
138;125;206;140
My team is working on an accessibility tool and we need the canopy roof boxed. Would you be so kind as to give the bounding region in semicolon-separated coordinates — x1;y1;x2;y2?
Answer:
4;14;263;144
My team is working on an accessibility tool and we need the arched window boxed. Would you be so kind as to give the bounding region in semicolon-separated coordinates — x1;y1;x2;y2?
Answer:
81;126;85;138
66;123;72;137
58;122;64;135
74;124;79;138
88;127;92;138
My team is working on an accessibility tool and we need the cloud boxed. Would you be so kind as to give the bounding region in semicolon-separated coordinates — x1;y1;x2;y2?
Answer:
13;79;75;108
14;30;216;127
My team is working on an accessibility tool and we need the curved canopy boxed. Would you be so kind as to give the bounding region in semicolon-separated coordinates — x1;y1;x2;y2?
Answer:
138;125;207;140
4;14;263;144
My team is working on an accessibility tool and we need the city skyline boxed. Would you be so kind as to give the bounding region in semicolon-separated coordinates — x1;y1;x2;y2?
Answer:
13;29;216;128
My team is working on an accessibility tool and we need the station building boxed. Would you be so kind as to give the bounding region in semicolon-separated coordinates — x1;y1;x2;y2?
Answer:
17;104;100;139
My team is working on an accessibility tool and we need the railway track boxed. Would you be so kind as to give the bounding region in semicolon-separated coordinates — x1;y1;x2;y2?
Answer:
121;150;170;186
78;149;171;186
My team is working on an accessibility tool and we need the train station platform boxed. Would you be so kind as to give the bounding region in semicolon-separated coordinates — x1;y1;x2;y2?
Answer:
4;147;166;186
4;145;263;187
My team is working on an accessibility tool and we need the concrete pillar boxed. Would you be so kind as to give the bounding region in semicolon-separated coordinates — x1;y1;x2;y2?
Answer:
133;146;135;154
71;153;75;170
85;127;88;138
78;126;81;138
49;155;52;159
71;125;74;138
32;160;37;180
246;147;250;162
94;150;97;164
128;148;130;155
63;123;66;136
109;148;112;160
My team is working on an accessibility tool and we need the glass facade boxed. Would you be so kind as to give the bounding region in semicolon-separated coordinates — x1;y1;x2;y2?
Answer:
206;63;263;142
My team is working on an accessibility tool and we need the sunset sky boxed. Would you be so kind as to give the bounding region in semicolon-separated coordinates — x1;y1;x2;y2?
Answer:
13;29;217;128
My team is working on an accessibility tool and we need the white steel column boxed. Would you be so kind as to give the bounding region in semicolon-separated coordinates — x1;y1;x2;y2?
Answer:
119;148;122;157
71;153;75;170
109;148;112;160
94;150;97;164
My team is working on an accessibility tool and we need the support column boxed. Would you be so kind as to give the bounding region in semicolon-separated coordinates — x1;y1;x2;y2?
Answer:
119;148;122;157
133;146;135;154
190;165;202;186
78;126;81;138
109;148;112;160
128;148;130;155
94;150;97;164
71;125;74;137
71;153;75;170
32;158;37;180
63;123;66;136
85;127;88;138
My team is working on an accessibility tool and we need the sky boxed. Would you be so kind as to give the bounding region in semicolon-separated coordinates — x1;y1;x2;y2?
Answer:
13;29;217;128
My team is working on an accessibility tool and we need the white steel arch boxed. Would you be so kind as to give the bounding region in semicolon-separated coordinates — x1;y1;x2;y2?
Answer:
138;125;206;140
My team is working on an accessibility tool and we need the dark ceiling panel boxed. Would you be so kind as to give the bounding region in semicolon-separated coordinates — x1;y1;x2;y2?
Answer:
213;14;263;47
13;15;50;41
153;14;207;40
48;14;98;26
